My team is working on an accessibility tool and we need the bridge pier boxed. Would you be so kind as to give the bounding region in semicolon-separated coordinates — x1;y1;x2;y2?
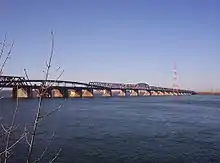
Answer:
158;91;165;96
164;91;169;96
82;89;94;97
173;92;178;96
51;88;64;98
103;89;112;97
62;88;69;98
12;87;33;98
51;88;69;98
118;89;126;97
68;89;82;98
168;92;174;96
130;90;139;96
142;90;151;96
151;91;158;96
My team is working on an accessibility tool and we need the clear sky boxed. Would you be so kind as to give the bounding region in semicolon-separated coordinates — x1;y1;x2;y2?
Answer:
0;0;219;91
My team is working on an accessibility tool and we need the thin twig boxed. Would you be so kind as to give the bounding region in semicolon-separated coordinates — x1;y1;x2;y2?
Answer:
1;123;9;134
39;98;66;123
24;69;30;81
38;68;64;97
26;96;43;163
47;69;64;88
0;33;7;62
0;122;18;135
36;67;64;98
24;125;31;147
47;66;61;80
49;149;62;163
33;132;55;163
0;41;14;75
3;86;19;163
55;66;61;72
0;132;26;156
45;31;54;81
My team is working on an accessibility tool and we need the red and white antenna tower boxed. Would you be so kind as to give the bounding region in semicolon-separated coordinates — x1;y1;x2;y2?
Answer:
172;63;179;94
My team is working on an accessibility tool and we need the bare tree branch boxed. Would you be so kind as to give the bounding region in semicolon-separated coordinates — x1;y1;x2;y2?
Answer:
24;125;31;147
3;87;19;163
0;41;14;75
33;132;55;163
45;31;54;81
0;132;26;156
26;30;62;163
26;96;43;163
47;65;61;80
49;149;62;163
24;69;30;80
0;33;7;62
1;123;9;134
55;66;61;72
0;122;18;135
46;69;64;88
39;98;66;123
0;32;63;163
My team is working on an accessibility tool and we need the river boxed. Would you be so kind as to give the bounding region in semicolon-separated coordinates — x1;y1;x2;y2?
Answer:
0;95;220;163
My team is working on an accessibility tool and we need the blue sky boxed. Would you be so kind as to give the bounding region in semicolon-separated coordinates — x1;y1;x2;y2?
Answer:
0;0;219;91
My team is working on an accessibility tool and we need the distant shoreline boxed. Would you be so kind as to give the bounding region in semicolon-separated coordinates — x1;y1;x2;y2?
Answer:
197;92;220;95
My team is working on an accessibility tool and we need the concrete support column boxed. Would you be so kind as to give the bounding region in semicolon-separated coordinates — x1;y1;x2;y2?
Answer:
170;92;174;96
142;90;151;96
51;89;63;98
103;89;112;97
148;90;152;96
68;89;82;97
173;92;178;96
151;91;158;96
130;90;139;96
158;91;165;96
164;92;169;96
12;87;33;98
118;89;126;96
51;88;68;98
17;88;28;98
12;88;17;98
82;89;94;97
61;88;69;98
27;87;33;98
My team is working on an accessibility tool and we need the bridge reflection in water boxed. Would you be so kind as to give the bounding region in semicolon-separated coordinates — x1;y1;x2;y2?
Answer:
0;76;196;98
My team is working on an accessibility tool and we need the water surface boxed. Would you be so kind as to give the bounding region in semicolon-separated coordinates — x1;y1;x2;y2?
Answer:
0;95;220;163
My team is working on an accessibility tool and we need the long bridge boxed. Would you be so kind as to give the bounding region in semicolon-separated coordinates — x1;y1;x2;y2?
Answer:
0;75;196;98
